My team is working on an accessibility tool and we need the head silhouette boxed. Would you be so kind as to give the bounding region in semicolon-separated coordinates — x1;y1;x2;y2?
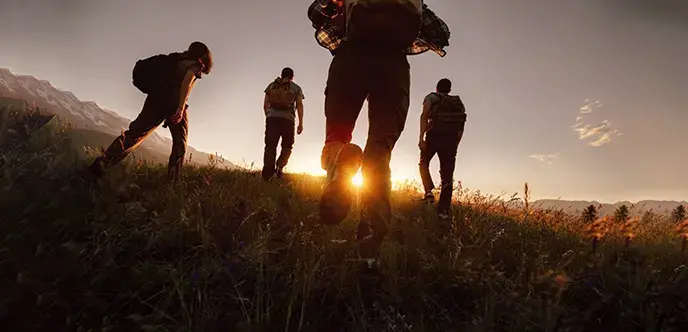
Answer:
281;67;294;80
436;78;451;94
188;41;213;75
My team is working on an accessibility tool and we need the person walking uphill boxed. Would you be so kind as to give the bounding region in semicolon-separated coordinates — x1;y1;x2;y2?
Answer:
418;78;466;220
262;67;305;181
307;0;451;267
87;42;213;181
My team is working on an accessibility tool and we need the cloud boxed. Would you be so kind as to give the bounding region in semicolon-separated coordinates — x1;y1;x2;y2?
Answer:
575;120;609;139
572;116;585;128
529;153;559;164
589;129;623;147
573;120;622;146
572;99;621;147
579;99;602;114
579;105;593;114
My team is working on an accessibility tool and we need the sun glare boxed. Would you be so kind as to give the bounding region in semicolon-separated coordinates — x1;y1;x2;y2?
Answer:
290;160;419;191
352;171;364;188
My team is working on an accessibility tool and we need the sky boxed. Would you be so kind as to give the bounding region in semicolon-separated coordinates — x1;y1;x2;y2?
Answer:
1;0;686;203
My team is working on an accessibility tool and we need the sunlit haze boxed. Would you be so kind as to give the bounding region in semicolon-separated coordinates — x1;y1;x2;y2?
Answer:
352;171;364;189
1;0;686;202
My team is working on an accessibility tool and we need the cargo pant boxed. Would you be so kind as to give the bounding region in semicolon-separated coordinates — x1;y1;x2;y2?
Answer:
419;131;460;215
321;42;410;259
92;94;188;181
262;116;295;180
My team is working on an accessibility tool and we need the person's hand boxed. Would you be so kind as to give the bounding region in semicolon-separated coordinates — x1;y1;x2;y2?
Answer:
169;107;185;124
297;123;303;135
418;140;426;150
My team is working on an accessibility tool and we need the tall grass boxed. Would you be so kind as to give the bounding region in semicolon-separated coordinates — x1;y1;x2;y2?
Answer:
1;107;687;331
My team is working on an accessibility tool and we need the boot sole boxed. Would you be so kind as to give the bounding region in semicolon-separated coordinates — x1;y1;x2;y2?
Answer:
319;144;363;225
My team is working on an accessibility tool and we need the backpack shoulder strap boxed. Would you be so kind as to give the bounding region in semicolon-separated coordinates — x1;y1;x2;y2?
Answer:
272;77;285;88
432;92;447;101
429;92;446;109
448;94;465;111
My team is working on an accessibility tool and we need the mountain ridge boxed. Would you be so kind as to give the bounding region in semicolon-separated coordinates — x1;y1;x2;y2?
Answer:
530;198;687;216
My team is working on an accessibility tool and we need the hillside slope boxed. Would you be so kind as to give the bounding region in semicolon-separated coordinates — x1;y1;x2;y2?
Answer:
1;107;687;331
0;68;236;168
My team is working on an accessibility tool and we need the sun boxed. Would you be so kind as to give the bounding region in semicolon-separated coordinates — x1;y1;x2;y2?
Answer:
352;171;364;188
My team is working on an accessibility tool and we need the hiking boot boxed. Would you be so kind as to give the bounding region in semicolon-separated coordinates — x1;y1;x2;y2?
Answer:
422;191;435;203
319;143;363;225
261;166;274;182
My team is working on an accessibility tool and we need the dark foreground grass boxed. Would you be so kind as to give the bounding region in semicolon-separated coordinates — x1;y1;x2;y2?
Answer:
1;109;688;331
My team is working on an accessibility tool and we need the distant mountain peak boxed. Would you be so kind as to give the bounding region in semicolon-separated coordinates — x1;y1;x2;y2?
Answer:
533;198;687;216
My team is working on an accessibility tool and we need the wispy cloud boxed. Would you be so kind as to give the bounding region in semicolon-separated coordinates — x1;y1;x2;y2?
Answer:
590;130;623;147
579;98;602;114
574;120;622;144
572;99;621;147
572;116;585;128
529;153;559;164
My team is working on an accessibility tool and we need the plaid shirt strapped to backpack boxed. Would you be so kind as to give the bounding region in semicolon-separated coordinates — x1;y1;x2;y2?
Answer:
307;0;451;57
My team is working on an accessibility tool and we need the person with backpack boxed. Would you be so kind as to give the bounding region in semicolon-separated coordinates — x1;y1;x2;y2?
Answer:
307;0;451;268
261;67;305;181
87;41;213;181
418;78;466;220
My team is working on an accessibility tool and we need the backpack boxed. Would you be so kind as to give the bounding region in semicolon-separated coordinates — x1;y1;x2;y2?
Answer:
132;52;186;94
266;78;295;110
429;93;466;133
344;0;423;50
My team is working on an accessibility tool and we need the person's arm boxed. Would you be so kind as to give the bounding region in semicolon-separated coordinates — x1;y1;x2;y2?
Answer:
263;93;270;115
169;69;197;124
296;94;304;134
419;99;431;147
178;69;196;111
263;83;273;115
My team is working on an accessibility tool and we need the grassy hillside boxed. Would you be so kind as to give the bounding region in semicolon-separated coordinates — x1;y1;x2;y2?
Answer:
68;128;174;165
2;108;688;331
0;97;235;169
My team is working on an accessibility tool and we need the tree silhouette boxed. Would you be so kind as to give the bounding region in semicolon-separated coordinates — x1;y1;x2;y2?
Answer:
613;204;630;224
641;209;656;224
582;204;597;223
672;205;686;223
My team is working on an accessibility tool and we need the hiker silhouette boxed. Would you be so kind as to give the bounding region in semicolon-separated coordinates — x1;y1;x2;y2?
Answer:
307;0;451;269
88;42;213;182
